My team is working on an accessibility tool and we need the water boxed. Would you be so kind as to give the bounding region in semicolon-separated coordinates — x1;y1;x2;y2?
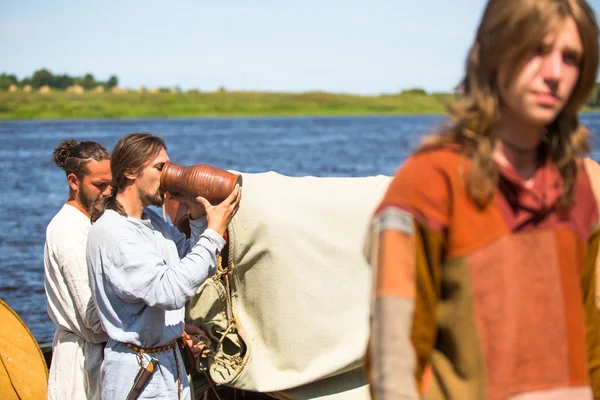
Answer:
2;114;600;343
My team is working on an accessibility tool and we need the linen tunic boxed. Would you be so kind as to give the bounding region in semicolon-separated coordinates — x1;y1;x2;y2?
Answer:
44;204;108;399
366;149;600;400
87;208;225;399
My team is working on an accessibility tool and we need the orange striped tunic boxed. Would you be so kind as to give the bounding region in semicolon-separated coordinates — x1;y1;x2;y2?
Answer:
366;148;600;400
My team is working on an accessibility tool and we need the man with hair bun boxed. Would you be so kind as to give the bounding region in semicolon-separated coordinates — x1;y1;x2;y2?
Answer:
365;0;600;399
44;139;111;399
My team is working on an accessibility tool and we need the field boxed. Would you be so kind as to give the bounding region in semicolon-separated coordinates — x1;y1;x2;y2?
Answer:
0;90;457;120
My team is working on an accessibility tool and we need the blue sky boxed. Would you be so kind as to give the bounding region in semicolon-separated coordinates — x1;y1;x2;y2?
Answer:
1;0;599;94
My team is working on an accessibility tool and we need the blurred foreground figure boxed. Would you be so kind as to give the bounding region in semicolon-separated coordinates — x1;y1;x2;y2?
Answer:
365;0;600;399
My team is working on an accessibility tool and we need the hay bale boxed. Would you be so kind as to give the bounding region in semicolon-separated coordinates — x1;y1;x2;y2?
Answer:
66;85;84;94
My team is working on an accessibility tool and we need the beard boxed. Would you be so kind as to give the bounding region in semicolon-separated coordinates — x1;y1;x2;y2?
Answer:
77;186;98;214
141;187;165;208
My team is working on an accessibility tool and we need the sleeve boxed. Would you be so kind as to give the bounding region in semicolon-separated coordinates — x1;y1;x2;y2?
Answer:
55;226;104;333
105;225;226;311
171;215;209;258
583;224;600;397
365;155;448;400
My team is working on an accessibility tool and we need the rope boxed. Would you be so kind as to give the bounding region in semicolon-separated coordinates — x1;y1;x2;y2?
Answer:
194;251;245;396
224;275;233;321
213;254;235;328
172;346;181;400
191;333;223;399
213;253;242;368
201;367;223;400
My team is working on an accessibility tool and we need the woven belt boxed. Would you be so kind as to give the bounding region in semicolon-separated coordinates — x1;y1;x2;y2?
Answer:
123;341;177;354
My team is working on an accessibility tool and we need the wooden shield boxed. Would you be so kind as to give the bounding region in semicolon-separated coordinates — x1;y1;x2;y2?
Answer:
0;298;48;399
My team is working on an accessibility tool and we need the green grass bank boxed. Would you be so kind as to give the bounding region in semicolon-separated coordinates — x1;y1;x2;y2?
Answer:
0;91;457;120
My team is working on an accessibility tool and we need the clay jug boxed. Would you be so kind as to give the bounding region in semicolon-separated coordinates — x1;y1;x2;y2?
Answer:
160;162;242;203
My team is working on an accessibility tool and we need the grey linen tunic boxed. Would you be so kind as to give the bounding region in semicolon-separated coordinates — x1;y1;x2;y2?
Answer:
86;208;225;399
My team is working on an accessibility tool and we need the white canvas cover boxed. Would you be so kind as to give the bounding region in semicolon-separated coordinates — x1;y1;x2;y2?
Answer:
185;171;391;399
583;158;600;312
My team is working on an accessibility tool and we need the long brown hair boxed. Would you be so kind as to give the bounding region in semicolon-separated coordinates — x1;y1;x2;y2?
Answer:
91;133;166;222
53;139;109;179
419;0;599;208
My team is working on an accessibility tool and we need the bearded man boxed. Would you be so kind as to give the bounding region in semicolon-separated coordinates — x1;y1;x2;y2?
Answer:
86;133;241;400
44;139;111;399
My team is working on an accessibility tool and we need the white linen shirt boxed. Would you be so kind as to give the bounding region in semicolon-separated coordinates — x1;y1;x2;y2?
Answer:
44;204;108;399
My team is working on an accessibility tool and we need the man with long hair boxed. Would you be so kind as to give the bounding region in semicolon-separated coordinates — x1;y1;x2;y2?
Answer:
86;133;241;399
365;0;600;399
44;139;111;399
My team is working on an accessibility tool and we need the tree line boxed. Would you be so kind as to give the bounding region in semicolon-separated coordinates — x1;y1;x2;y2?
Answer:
0;69;118;91
589;83;600;107
2;69;600;108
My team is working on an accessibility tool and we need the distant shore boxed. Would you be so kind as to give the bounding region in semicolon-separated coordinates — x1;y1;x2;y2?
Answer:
0;90;457;120
1;91;599;120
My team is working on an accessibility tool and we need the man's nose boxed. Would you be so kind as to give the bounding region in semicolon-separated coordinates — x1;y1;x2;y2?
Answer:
102;185;112;196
